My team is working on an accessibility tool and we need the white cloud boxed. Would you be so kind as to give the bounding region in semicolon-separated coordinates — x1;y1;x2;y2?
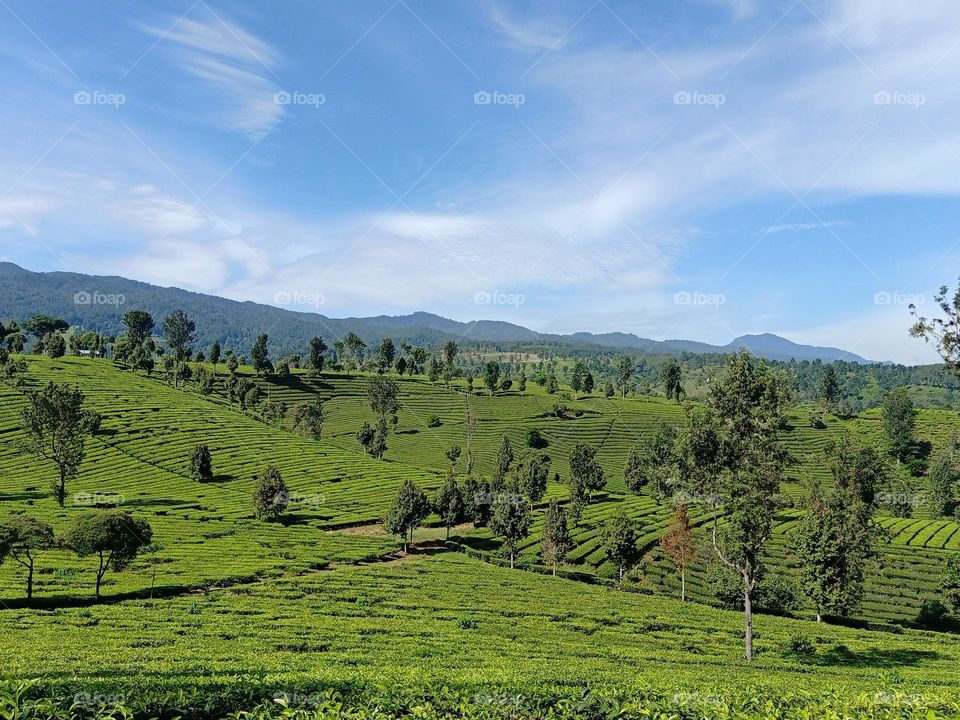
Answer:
139;12;283;136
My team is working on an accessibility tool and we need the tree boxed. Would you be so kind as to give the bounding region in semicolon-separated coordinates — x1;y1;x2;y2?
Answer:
226;353;239;375
929;453;956;517
484;361;500;396
64;509;153;599
601;511;638;582
442;341;458;384
44;333;66;358
252;465;288;521
541;500;572;575
384;480;430;552
411;347;427;375
583;372;594;396
122;311;155;347
24;314;68;339
342;333;367;370
522;455;549;508
942;554;960;614
6;332;25;354
546;373;558;395
293;397;324;440
624;446;646;494
672;351;791;661
910;281;960;377
445;444;462;470
616;357;634;398
190;444;213;482
489;483;531;569
568;442;606;523
433;473;464;539
660;360;683;403
660;504;696;601
818;365;841;412
161;309;196;367
366;376;400;459
0;515;54;600
571;361;587;399
378;337;396;374
883;388;915;463
20;382;87;506
209;341;221;376
308;336;327;374
251;334;272;375
493;435;514;489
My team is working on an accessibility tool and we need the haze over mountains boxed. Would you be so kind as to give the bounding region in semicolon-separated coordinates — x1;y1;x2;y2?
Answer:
0;262;878;363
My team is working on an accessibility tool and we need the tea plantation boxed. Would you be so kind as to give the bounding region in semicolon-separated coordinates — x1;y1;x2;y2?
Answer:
2;356;960;718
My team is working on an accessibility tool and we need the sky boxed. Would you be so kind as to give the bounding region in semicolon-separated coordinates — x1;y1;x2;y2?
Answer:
0;0;957;364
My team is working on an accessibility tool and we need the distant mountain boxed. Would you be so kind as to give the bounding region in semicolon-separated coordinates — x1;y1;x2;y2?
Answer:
0;262;877;363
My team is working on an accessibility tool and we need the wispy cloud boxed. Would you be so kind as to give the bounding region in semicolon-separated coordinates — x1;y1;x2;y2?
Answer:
138;11;283;137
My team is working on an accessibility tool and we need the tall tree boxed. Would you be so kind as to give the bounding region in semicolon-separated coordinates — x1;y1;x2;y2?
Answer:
0;515;55;600
792;438;884;621
64;510;153;599
24;314;68;339
660;360;684;403
209;341;221;376
601;510;638;582
484;361;500;396
489;482;531;569
616;357;634;398
568;442;606;524
433;473;464;539
161;309;196;363
817;365;841;413
522;455;549;508
660;504;696;601
442;341;458;384
121;310;154;347
189;444;213;482
910;280;960;376
252;465;288;521
250;334;273;376
942;554;960;614
624;446;646;494
20;382;88;506
384;480;430;552
883;388;915;464
929;453;956;518
342;333;367;370
492;435;514;489
308;336;327;374
292;397;325;440
673;351;791;661
570;361;587;399
366;376;400;459
541;500;572;575
378;337;396;374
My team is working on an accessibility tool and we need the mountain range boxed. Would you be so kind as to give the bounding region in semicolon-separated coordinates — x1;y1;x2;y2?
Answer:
0;262;878;363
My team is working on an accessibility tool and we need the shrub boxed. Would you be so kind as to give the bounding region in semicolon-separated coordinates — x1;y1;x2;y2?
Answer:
917;599;950;629
525;428;546;448
788;635;816;655
426;414;441;428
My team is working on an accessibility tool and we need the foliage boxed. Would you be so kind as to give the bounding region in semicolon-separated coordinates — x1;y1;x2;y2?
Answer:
384;480;430;552
189;444;213;483
63;509;153;598
252;465;289;521
600;510;637;581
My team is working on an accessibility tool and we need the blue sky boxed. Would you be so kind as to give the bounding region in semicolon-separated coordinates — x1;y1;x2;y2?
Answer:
0;0;956;363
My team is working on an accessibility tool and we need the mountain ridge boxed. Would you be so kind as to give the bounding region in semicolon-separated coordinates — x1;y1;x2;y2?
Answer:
0;262;879;363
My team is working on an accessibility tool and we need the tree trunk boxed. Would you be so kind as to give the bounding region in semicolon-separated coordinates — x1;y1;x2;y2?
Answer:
681;570;685;602
743;585;754;661
96;552;105;599
552;561;557;577
445;524;450;540
816;613;822;623
510;551;514;570
56;466;66;507
26;558;34;600
619;565;624;582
